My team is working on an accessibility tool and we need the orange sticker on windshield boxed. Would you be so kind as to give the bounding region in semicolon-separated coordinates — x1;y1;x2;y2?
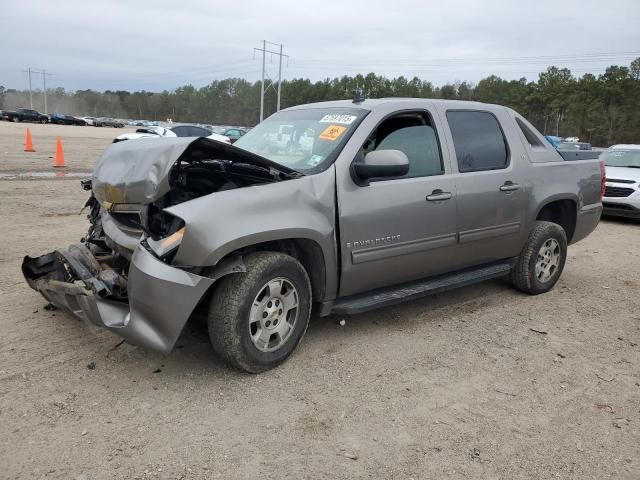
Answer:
319;125;347;141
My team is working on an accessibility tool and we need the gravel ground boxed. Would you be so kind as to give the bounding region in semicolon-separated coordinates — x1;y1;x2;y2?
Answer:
0;121;638;479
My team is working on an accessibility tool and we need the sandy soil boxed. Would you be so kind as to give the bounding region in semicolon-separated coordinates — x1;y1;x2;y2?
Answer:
0;121;136;173
0;121;638;479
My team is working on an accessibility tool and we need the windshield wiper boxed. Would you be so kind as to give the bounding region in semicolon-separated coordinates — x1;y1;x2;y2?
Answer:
229;161;303;180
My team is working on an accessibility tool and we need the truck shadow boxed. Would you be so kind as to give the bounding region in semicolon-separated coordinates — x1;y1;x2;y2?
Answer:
600;215;640;226
155;276;513;375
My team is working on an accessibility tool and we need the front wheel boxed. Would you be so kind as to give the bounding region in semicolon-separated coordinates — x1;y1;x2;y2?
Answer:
510;221;567;294
12;117;19;123
208;252;312;373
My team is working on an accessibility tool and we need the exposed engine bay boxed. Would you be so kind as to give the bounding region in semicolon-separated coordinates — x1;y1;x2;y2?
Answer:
22;137;298;306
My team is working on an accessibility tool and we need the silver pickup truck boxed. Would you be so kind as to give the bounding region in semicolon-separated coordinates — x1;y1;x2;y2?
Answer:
22;98;604;372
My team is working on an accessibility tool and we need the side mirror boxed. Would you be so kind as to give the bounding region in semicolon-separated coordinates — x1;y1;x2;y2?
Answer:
353;149;409;185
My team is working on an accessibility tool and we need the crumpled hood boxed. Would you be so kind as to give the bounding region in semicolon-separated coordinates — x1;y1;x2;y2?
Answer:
92;136;296;205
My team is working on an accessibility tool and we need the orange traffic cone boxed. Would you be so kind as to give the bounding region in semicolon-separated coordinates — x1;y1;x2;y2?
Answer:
53;136;66;168
24;128;36;152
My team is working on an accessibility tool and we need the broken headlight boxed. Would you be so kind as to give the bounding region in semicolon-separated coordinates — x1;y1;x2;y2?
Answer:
147;227;185;258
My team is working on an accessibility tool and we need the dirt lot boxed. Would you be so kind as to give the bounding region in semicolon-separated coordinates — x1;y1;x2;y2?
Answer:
0;121;638;479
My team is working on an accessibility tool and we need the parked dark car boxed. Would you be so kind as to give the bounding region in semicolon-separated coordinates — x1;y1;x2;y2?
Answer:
212;126;246;143
50;113;87;126
95;117;125;128
3;108;49;123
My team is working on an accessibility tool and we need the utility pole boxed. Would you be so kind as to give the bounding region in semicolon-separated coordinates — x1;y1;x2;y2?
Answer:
23;67;34;109
260;40;266;123
277;43;283;112
33;70;52;114
253;41;289;122
41;70;52;114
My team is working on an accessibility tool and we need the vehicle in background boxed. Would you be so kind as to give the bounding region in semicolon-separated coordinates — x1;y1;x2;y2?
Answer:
558;141;592;151
601;145;640;219
211;127;246;143
79;116;96;126
544;135;562;148
23;98;604;373
50;113;87;126
113;124;230;143
264;124;296;153
2;108;49;123
95;117;125;128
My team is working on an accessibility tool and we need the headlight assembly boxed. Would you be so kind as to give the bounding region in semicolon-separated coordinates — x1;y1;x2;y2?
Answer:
147;227;185;258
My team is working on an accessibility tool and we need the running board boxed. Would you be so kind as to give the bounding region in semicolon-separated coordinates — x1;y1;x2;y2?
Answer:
326;261;513;316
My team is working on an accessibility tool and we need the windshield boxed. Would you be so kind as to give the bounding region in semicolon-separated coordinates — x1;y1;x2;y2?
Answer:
602;149;640;168
234;107;367;172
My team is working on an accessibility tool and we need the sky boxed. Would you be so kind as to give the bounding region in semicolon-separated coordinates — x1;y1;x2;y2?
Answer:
1;0;639;92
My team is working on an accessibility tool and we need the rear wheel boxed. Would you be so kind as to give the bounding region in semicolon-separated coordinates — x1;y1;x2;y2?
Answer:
510;221;567;294
208;252;312;373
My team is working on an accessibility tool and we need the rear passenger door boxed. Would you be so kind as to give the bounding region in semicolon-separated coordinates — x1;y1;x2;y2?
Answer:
439;108;529;266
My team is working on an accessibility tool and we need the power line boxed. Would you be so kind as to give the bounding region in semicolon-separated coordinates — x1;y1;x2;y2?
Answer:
290;51;640;67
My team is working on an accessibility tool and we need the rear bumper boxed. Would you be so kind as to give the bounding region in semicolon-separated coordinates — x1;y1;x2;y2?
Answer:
23;246;215;352
571;203;603;244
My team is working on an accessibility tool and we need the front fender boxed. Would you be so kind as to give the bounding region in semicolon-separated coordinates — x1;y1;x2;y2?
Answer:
167;167;339;299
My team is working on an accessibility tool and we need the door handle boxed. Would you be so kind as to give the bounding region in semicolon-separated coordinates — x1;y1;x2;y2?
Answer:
499;181;520;192
426;189;452;201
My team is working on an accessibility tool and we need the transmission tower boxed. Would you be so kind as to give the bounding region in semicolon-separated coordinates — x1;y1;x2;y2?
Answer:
253;41;289;122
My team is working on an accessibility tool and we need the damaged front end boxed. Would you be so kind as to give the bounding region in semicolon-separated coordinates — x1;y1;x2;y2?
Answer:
22;137;293;351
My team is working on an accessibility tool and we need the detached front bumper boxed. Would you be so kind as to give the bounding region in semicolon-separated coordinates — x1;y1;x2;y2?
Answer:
23;246;215;352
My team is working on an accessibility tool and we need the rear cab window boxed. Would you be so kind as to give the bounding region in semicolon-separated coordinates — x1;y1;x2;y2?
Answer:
446;110;509;172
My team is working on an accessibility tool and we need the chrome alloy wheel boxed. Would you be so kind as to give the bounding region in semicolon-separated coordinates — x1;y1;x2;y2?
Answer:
535;238;560;283
249;277;299;352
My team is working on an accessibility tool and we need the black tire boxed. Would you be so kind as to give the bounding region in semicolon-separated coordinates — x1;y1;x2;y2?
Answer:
12;117;19;123
510;221;567;294
208;252;312;373
40;118;47;124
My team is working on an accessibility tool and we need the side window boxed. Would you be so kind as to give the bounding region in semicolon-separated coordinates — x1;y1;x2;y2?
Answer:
515;117;545;148
447;111;508;172
364;112;443;179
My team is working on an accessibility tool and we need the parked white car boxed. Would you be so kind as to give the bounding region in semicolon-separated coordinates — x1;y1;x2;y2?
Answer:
114;125;230;143
79;116;96;126
601;144;640;219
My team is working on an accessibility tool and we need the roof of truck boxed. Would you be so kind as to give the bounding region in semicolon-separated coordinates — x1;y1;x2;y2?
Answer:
282;98;506;112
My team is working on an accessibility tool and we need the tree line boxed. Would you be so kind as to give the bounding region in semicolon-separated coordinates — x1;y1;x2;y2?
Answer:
1;57;638;146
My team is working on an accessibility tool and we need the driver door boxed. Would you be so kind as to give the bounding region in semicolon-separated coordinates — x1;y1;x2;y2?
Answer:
337;110;458;296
